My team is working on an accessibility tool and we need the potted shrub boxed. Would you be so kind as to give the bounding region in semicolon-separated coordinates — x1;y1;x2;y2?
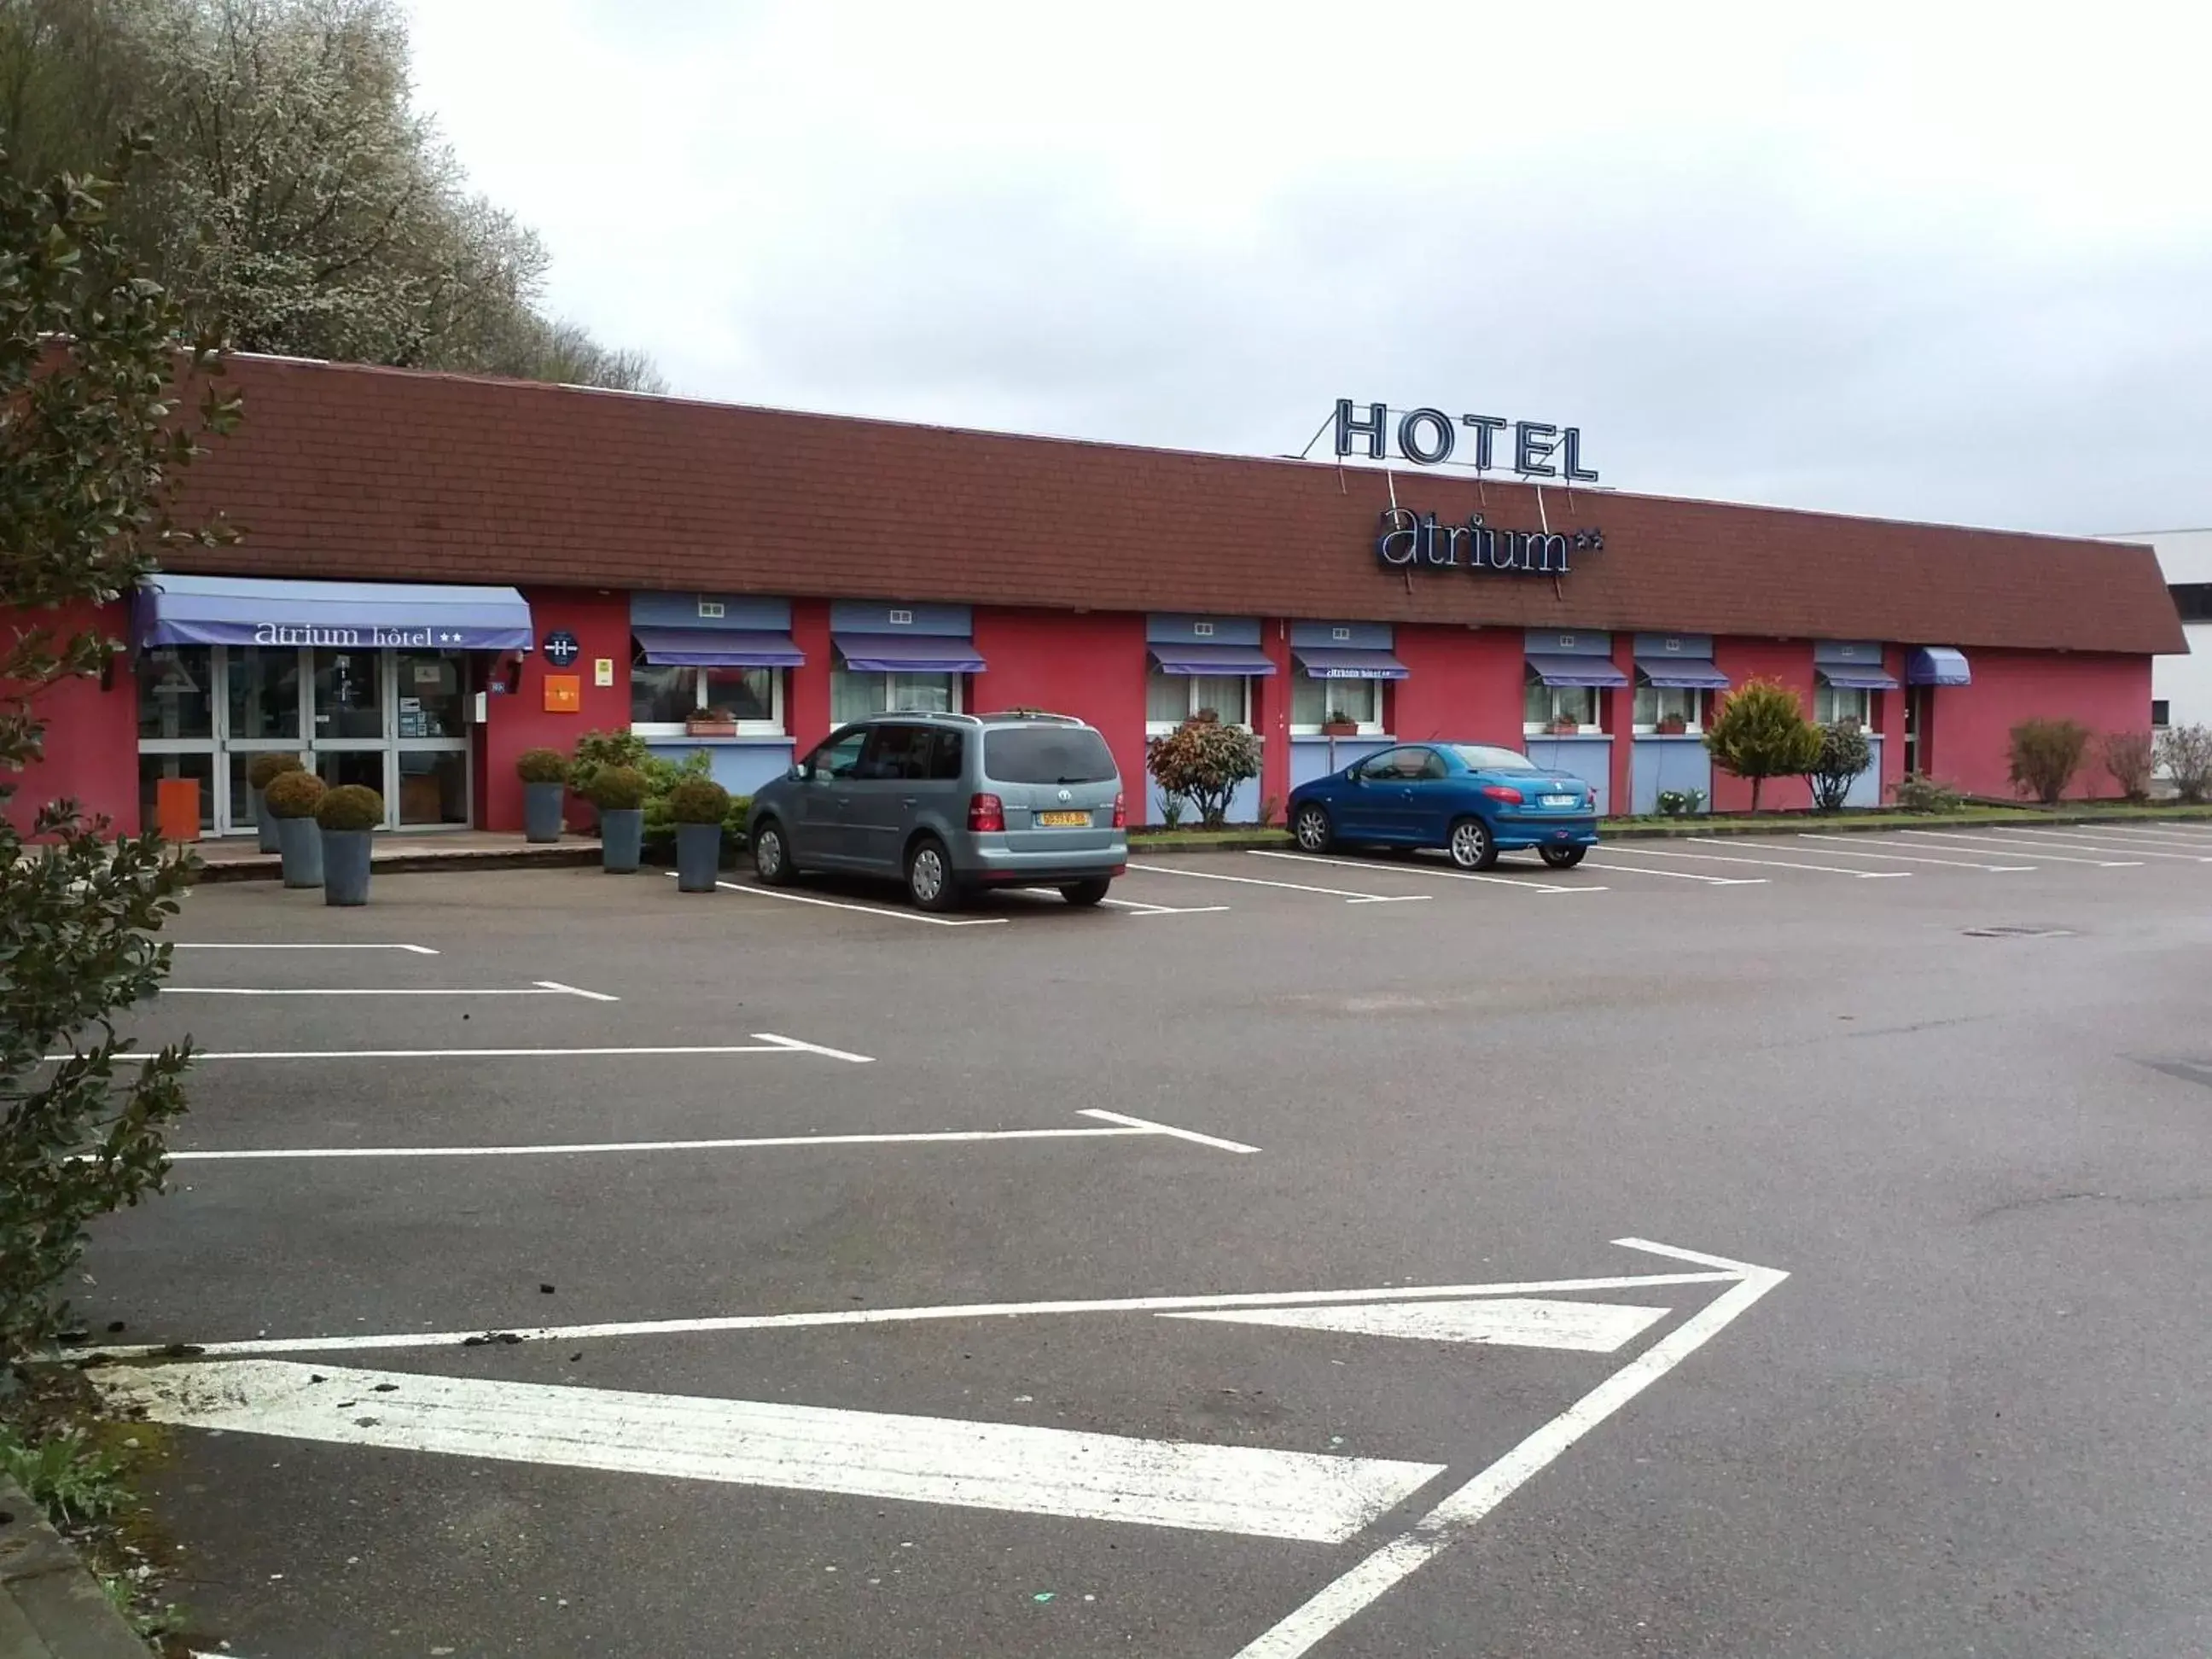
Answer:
1655;713;1689;736
516;747;568;842
686;705;740;737
668;775;731;891
590;765;649;873
1320;709;1360;738
246;752;305;853
316;783;384;905
262;769;327;888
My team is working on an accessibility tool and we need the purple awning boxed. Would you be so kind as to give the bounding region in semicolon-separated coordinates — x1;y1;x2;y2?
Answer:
634;626;805;668
1526;652;1629;688
1906;647;1971;686
1635;655;1730;690
137;574;533;651
834;632;987;673
1293;646;1409;680
1150;643;1278;675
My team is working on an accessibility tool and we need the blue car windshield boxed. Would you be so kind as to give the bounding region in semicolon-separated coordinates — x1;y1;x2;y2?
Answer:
1449;744;1541;772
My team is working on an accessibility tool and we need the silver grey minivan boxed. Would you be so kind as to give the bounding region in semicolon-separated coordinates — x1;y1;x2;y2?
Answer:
747;711;1128;911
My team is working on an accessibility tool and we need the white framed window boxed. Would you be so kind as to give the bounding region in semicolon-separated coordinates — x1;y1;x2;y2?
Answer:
1146;669;1251;735
1814;681;1871;727
1290;674;1382;734
1632;683;1705;734
1523;678;1600;734
830;667;962;725
630;657;787;735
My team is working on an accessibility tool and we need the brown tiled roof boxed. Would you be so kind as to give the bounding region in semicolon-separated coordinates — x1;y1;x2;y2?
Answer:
165;356;2185;655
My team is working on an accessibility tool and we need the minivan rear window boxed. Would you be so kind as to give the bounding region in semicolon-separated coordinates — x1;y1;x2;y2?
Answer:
984;726;1118;784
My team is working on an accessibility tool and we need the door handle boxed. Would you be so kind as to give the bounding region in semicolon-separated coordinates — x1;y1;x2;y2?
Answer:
900;796;918;807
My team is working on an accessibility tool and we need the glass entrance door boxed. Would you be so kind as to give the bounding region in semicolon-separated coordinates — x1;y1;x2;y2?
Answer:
137;645;476;835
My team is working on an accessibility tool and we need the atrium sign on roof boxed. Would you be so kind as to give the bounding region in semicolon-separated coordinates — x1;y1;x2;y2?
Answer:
1334;399;1598;481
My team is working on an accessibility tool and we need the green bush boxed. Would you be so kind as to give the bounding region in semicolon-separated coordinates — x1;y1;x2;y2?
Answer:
2007;719;2089;805
2157;724;2212;804
262;769;327;818
1146;713;1262;828
587;765;649;811
246;752;304;791
1890;772;1965;813
723;794;752;849
1656;788;1707;817
1804;721;1873;812
1704;678;1822;812
570;728;650;800
315;784;384;832
667;775;731;824
515;746;569;784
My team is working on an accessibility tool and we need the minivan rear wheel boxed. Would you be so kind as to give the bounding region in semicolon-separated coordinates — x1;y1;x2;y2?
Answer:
906;835;958;911
1061;878;1110;907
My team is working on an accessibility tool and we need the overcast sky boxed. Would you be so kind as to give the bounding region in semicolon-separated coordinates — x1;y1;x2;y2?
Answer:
402;2;2212;537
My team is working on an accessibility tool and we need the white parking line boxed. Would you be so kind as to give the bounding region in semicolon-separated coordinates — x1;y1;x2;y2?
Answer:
170;942;439;954
1248;850;1604;894
1753;835;2034;872
667;871;1007;926
1581;861;1766;885
1126;862;1430;905
1078;1107;1260;1154
61;1035;875;1064
162;1122;1167;1162
93;1267;1743;1359
1077;893;1232;917
1953;829;2212;860
1601;843;1909;878
159;980;619;1001
2029;821;2209;841
1893;831;2141;866
105;1359;1443;1545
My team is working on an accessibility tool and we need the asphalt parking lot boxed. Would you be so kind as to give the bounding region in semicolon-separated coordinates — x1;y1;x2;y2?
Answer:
75;823;2212;1658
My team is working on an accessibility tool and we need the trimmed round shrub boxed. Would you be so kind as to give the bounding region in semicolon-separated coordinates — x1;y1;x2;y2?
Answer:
262;769;327;819
587;765;649;811
247;752;305;791
667;776;731;825
314;784;385;833
516;747;570;784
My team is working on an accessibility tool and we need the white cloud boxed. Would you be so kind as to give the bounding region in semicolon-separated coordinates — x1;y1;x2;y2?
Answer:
400;0;2212;532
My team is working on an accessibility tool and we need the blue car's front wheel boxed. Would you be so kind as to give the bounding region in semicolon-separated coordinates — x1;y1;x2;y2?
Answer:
1292;802;1334;853
1447;815;1498;871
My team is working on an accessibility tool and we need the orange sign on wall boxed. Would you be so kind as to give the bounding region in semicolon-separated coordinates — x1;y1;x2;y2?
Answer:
542;673;582;714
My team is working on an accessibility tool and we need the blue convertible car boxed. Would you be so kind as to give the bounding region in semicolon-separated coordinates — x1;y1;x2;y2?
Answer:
1285;742;1600;870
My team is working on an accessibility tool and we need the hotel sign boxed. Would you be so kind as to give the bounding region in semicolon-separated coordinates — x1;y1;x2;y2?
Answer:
1334;399;1598;481
1377;509;1604;577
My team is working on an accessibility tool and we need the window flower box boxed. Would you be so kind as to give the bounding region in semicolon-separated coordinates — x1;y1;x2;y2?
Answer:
686;707;740;737
1546;716;1583;736
1321;718;1360;737
1656;714;1690;736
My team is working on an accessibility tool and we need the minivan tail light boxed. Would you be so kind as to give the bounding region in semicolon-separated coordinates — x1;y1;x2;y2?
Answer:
969;793;1005;832
1111;789;1126;829
1480;783;1525;804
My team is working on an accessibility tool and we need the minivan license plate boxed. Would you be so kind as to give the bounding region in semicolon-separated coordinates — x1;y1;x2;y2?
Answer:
1038;810;1090;827
1539;793;1577;807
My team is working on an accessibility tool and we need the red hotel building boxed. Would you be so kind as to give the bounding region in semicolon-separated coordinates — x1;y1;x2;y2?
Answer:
11;356;2186;837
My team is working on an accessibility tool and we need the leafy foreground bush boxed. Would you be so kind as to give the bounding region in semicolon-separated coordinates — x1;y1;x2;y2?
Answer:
1804;721;1872;812
2008;719;2089;805
2157;724;2212;805
2102;731;2154;803
1704;679;1822;812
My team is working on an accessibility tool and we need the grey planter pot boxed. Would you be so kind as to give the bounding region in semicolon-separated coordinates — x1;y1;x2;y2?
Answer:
253;788;280;853
600;807;643;873
276;815;323;888
323;830;373;905
674;822;722;891
523;780;565;843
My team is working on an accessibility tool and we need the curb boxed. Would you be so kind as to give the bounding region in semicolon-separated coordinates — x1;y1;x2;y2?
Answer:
0;1477;149;1657
193;842;602;883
